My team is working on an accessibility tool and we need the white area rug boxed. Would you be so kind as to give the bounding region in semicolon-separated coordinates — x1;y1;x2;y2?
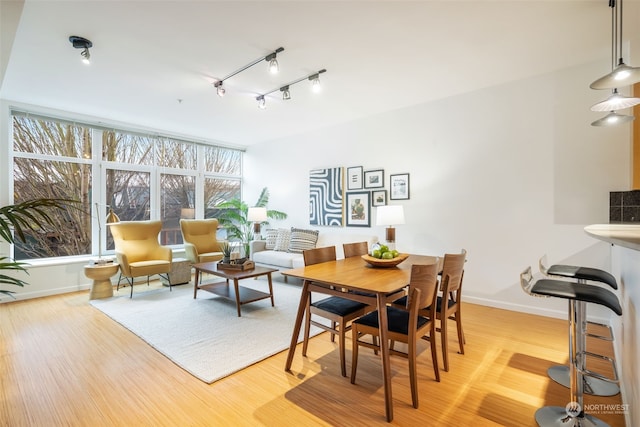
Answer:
90;279;323;383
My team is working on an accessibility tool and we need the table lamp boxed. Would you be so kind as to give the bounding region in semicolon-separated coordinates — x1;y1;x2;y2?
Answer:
376;205;405;247
247;207;267;236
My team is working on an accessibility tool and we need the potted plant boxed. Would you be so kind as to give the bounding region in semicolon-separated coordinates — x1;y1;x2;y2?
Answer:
219;241;232;263
1;198;76;298
216;188;287;257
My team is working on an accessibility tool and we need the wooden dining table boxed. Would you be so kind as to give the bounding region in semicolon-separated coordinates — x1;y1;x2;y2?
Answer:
281;254;440;422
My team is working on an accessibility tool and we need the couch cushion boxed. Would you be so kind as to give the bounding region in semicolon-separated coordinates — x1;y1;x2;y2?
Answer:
288;227;319;254
253;250;300;269
274;229;291;252
265;229;278;250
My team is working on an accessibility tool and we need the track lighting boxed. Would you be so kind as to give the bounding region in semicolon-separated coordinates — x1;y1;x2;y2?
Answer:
255;69;327;110
591;111;635;126
281;86;291;100
214;47;284;97
214;81;226;97
69;35;92;65
309;73;322;93
257;95;266;109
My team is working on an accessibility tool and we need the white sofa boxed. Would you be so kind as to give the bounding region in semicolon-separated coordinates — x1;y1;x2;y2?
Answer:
250;230;378;273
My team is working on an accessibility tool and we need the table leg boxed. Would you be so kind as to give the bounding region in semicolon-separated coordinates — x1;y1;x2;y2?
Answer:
285;279;310;372
267;273;275;307
193;269;200;299
377;292;394;422
233;279;242;317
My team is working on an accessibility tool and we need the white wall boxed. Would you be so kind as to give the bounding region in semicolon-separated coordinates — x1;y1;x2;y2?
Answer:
245;60;631;319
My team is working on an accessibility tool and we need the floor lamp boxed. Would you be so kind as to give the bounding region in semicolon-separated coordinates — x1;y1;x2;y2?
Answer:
95;202;120;264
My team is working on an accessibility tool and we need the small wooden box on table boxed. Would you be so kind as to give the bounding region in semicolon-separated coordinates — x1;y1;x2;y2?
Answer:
192;261;277;317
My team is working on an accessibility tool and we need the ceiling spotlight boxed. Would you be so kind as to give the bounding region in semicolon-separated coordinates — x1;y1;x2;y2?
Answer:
257;95;266;109
281;86;291;100
591;111;635;127
214;81;225;97
69;35;93;65
309;74;322;93
266;52;280;74
591;88;640;111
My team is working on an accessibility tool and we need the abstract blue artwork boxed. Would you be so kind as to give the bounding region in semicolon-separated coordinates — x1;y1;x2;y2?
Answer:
309;167;343;226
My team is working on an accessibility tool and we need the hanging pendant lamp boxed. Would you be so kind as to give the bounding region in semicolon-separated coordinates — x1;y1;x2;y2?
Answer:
591;111;635;126
590;0;640;90
591;88;640;111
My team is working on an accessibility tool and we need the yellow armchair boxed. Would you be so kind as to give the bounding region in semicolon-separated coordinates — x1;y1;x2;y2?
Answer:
109;220;172;298
179;219;225;264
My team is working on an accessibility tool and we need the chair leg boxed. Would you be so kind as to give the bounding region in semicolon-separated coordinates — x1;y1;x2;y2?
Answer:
330;321;337;343
350;327;360;384
441;314;449;372
116;273;123;291
408;338;419;408
339;322;347;377
430;329;440;382
302;299;311;357
455;312;465;354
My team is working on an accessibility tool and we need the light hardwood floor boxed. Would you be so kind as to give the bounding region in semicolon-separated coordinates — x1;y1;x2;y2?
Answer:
0;277;626;426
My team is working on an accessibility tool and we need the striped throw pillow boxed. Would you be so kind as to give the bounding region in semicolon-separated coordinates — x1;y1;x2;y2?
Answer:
288;227;319;253
265;229;278;250
274;229;291;252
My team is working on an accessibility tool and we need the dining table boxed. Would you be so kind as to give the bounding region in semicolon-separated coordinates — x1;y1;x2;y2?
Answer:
281;253;440;422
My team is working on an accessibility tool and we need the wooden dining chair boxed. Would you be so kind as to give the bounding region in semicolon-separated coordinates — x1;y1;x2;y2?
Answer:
302;246;368;377
392;249;467;372
350;262;441;409
343;241;369;258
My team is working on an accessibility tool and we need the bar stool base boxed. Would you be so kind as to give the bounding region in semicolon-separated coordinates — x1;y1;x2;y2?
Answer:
535;406;609;427
548;366;620;397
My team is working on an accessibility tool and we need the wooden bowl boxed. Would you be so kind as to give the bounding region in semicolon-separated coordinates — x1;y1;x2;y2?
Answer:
361;253;409;268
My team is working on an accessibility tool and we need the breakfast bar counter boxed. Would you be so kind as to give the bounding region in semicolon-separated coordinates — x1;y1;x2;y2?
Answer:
584;223;640;426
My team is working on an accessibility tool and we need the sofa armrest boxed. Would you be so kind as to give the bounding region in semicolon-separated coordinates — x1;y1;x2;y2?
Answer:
250;240;267;259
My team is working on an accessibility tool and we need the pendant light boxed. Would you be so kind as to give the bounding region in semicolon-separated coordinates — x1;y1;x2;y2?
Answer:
591;88;640;111
591;111;635;126
590;0;640;90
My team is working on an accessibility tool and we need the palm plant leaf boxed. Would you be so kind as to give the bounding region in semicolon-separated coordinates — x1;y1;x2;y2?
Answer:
0;198;76;244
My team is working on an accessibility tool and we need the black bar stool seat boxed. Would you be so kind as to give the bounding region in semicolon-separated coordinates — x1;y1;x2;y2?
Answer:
531;279;621;315
545;265;617;290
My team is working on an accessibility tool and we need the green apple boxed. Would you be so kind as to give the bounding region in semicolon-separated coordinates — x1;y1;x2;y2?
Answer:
382;251;394;260
391;250;399;257
372;249;382;259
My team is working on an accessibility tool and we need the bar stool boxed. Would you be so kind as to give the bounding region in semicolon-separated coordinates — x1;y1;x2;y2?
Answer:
539;255;620;397
520;267;622;427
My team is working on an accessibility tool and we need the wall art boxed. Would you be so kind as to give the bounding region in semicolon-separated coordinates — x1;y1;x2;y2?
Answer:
309;167;343;226
346;191;370;227
390;173;410;200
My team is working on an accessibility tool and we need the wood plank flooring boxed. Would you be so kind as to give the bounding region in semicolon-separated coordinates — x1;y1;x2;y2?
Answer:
0;278;626;426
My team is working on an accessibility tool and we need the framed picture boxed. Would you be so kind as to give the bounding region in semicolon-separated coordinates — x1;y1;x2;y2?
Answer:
371;190;387;206
346;166;363;190
364;169;384;189
346;192;371;227
390;173;410;200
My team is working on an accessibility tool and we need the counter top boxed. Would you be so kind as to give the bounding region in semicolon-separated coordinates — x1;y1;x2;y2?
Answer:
584;224;640;251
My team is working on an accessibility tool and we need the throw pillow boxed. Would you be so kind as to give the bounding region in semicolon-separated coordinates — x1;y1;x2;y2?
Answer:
288;227;319;254
274;229;291;252
264;229;278;250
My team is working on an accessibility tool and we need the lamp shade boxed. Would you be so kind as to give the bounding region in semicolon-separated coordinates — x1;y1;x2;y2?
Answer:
376;205;405;226
247;207;268;222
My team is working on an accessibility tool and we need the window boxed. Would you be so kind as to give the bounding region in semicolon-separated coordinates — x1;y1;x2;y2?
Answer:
11;112;243;261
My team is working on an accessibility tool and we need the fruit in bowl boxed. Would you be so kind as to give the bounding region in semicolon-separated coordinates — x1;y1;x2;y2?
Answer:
362;244;408;267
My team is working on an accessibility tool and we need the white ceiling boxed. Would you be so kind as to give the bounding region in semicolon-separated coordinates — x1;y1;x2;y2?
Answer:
1;0;638;147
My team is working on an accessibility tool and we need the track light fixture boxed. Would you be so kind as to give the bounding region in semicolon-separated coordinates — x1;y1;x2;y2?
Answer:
214;47;284;97
255;69;327;109
69;35;92;65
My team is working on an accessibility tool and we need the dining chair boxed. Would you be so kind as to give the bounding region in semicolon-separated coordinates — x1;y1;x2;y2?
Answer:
109;220;173;298
302;246;368;377
350;262;441;409
392;249;467;372
343;241;369;258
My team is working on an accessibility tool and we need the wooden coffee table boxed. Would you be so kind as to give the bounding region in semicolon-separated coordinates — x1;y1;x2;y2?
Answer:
192;262;277;317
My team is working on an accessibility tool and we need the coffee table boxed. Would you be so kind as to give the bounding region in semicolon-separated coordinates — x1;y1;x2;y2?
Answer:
192;262;277;317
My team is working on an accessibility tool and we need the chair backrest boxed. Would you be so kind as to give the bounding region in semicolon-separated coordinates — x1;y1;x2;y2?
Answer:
405;262;439;314
343;241;369;258
109;220;164;263
440;249;467;292
180;219;221;253
303;246;337;266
